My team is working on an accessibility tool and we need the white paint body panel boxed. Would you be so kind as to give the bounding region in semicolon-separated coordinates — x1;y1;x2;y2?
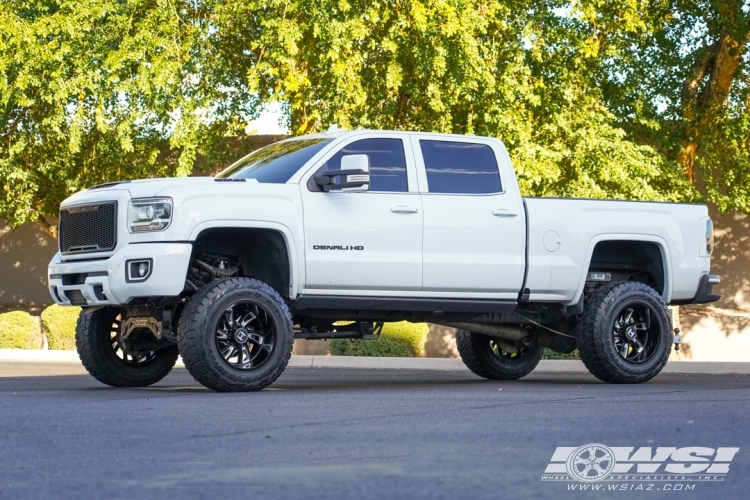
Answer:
48;130;713;307
523;198;709;304
48;243;193;305
419;192;525;297
301;191;424;291
299;132;423;291
410;134;526;298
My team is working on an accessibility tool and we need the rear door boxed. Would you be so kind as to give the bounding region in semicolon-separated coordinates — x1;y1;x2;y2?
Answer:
413;136;526;297
300;134;423;292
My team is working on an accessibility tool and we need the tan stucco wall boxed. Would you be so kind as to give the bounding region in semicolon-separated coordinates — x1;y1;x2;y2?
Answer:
704;210;750;310
0;220;57;305
2;208;750;361
670;209;750;361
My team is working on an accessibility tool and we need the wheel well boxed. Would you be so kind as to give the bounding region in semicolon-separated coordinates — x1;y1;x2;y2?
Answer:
587;240;665;295
190;228;291;299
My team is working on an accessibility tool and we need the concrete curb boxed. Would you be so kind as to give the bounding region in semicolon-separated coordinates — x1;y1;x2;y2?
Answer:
1;349;749;374
287;355;469;371
0;349;189;366
0;349;81;362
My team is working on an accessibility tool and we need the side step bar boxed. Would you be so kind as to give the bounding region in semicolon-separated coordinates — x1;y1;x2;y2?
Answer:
290;295;517;314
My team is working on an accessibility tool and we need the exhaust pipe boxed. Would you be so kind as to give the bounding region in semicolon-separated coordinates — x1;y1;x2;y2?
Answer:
438;322;577;354
439;322;529;341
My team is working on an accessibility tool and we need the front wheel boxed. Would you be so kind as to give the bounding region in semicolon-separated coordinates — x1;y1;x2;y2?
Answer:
76;308;179;387
577;281;672;384
456;329;543;380
177;278;294;392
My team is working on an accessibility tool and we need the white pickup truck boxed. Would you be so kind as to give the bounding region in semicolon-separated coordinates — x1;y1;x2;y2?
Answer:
48;129;720;391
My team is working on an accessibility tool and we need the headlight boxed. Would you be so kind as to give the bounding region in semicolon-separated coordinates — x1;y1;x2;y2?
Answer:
128;198;172;232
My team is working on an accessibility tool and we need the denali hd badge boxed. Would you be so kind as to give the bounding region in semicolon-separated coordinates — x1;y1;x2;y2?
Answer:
312;245;364;250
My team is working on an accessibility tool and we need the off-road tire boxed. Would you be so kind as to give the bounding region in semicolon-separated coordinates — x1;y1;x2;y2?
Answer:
578;281;672;384
456;329;543;380
177;278;294;392
76;308;179;387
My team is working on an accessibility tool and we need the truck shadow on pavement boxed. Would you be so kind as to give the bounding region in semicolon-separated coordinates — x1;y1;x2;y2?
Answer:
2;364;747;396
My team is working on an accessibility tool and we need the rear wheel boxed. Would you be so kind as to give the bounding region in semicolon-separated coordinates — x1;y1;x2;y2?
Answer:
577;281;672;384
177;278;294;392
76;308;179;387
456;329;543;380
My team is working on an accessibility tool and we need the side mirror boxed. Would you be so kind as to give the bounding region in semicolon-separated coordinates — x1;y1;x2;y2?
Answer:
314;154;370;192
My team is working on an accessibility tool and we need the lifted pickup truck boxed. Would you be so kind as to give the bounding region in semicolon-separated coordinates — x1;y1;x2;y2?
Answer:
48;129;720;391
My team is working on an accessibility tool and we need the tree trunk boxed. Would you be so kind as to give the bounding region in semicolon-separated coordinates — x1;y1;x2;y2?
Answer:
392;91;410;129
34;216;58;240
679;31;747;184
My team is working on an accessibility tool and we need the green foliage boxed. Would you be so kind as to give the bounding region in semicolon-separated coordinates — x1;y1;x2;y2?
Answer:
542;348;580;361
0;0;258;230
556;0;750;211
41;304;80;350
0;311;40;349
1;1;748;231
330;322;429;357
225;0;691;202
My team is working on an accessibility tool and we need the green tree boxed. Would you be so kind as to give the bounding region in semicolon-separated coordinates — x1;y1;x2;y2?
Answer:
217;0;692;200
571;0;750;212
2;1;749;237
0;0;258;237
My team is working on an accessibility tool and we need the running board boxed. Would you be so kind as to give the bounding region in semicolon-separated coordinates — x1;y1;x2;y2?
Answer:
290;295;517;314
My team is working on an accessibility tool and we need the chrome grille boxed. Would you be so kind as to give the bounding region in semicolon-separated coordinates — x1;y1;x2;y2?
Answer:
59;202;117;254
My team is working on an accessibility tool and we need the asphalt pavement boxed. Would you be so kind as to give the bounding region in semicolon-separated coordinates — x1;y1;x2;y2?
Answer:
1;361;749;500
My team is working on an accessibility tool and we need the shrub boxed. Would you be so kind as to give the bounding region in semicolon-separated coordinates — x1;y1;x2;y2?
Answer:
0;311;40;349
542;348;580;360
330;322;430;357
41;305;81;350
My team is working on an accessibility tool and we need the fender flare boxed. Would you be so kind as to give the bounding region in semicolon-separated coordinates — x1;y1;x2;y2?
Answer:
188;220;302;299
568;234;673;307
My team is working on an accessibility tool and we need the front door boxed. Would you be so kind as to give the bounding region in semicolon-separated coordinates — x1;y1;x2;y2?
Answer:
301;135;423;292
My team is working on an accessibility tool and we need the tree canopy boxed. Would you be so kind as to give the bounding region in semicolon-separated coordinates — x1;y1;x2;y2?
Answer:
1;1;748;238
0;0;256;236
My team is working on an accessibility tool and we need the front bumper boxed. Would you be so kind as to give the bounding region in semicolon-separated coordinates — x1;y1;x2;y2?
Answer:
48;243;193;306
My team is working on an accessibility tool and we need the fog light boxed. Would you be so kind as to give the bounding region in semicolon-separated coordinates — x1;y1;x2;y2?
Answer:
126;259;152;282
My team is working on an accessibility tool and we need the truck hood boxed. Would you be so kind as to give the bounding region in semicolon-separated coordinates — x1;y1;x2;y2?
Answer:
78;177;220;197
125;177;218;198
62;177;274;206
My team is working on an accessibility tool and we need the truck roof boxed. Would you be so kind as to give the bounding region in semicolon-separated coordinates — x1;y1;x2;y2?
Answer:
283;127;498;142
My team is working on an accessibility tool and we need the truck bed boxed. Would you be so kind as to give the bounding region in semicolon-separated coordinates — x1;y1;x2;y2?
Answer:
523;197;710;305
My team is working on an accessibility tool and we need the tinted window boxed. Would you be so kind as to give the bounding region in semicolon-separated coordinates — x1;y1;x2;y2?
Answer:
217;138;331;183
420;140;502;194
324;138;408;192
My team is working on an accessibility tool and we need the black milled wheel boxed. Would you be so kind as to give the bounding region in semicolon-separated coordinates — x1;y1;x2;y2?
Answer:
577;281;672;384
456;329;543;380
177;278;294;392
76;308;179;387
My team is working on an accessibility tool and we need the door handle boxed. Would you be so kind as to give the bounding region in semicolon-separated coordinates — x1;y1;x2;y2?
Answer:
492;209;518;217
391;206;419;214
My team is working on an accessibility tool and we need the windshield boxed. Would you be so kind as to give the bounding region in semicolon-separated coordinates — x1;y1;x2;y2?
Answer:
216;138;332;182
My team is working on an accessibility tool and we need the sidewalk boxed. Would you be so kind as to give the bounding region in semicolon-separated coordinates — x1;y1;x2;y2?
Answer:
1;349;749;374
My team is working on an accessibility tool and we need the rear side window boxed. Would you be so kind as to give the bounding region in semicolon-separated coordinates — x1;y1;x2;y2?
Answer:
420;140;502;194
323;138;408;192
